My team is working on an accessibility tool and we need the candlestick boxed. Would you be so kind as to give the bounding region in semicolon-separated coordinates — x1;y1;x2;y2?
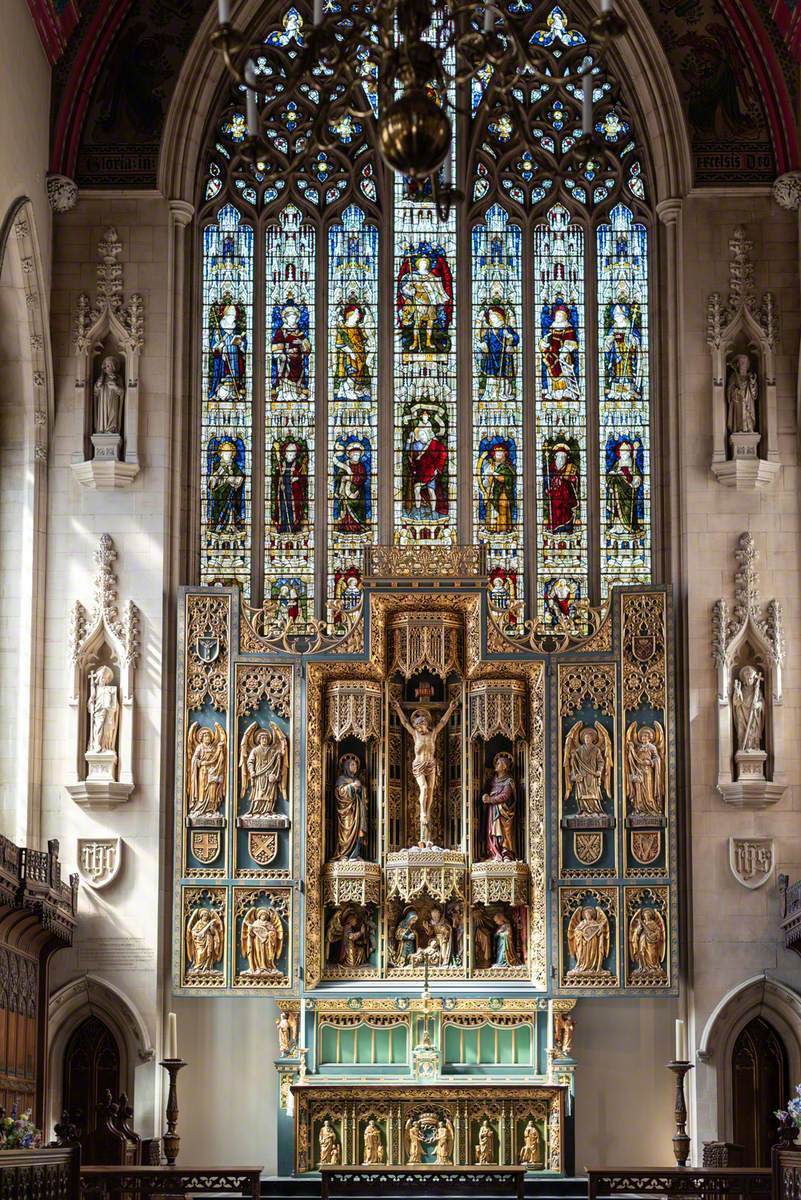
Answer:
443;152;452;188
668;1060;694;1167
582;72;593;136
159;1058;187;1166
674;1018;685;1061
166;1012;177;1060
217;0;231;23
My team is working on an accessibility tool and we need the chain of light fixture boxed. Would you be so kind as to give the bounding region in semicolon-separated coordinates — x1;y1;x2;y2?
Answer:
211;0;626;218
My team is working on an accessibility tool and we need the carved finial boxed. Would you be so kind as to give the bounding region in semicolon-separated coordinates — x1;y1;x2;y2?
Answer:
728;227;755;312
706;292;723;349
73;231;145;354
732;531;759;625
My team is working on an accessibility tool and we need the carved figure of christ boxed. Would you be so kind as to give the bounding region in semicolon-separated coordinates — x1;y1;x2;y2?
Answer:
392;698;458;846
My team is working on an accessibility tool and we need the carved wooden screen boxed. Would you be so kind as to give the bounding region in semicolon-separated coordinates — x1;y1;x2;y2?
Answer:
195;1;655;639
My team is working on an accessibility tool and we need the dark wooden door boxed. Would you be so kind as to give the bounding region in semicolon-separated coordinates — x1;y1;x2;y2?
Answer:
63;1015;121;1165
732;1015;788;1166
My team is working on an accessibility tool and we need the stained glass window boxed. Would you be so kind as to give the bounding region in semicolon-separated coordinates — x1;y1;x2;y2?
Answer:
534;204;588;626
597;203;651;596
472;205;524;632
200;203;254;596
197;5;655;628
328;206;379;615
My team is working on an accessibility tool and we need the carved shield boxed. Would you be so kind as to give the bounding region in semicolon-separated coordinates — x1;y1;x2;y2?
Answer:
729;837;774;889
574;832;603;865
191;831;221;864
632;633;656;662
631;831;661;865
77;838;122;889
195;635;219;664
249;832;278;866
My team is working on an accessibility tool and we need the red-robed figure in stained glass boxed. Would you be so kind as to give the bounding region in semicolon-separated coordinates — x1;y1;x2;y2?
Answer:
403;406;449;520
543;440;580;534
539;300;580;399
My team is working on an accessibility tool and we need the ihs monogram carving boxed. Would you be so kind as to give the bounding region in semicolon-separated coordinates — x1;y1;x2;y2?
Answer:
729;838;774;889
76;838;122;889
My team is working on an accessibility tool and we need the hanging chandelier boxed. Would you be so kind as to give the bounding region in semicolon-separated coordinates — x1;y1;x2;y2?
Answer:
211;0;626;216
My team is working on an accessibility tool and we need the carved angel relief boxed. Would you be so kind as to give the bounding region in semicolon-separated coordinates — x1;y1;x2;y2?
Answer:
239;721;289;820
186;908;225;976
563;722;612;818
624;722;665;819
566;905;611;981
241;905;284;975
628;906;667;980
186;722;227;824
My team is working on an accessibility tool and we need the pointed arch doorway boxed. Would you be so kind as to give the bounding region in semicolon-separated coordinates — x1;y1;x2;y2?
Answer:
732;1015;788;1166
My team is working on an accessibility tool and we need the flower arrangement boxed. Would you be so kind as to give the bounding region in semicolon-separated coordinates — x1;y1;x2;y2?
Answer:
775;1085;801;1142
0;1108;42;1149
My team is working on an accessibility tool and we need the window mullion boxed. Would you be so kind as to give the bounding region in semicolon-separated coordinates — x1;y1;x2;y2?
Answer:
585;216;601;608
252;214;267;608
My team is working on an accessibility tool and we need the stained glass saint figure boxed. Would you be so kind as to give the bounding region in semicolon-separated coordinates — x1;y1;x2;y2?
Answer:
397;245;453;356
478;437;517;534
209;292;247;401
540;299;580;399
543;577;580;625
271;300;311;402
271;578;307;627
605;435;644;535
333;302;371;402
271;437;308;533
603;294;642;399
402;401;449;521
543;439;580;534
207;437;246;534
332;435;371;534
475;305;519;402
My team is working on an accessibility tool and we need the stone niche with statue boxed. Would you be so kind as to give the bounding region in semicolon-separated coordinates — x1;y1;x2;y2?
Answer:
172;546;679;1174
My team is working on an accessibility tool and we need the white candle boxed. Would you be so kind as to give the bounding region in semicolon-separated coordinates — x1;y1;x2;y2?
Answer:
244;61;258;136
675;1018;685;1062
166;1012;178;1059
314;0;323;25
299;998;307;1046
582;71;593;136
218;0;231;23
483;4;496;33
443;151;452;187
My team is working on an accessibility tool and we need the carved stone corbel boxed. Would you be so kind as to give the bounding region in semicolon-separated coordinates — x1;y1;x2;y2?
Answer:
711;533;785;807
66;535;139;804
71;229;144;489
707;227;780;489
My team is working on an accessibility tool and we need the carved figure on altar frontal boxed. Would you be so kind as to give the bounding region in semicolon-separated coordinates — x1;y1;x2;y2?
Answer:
493;910;522;967
93;354;124;434
567;905;610;975
564;721;612;815
553;1011;575;1057
187;723;227;817
87;666;120;755
276;1009;298;1055
391;698;457;845
732;665;765;753
435;1118;454;1164
241;906;283;974
393;908;420;965
333;753;368;861
625;723;665;817
319;1119;340;1165
727;353;758;435
629;907;666;976
481;752;517;862
406;1117;424;1164
186;909;224;974
476;1119;495;1164
520;1121;542;1165
427;906;454;966
363;1119;384;1165
239;722;288;816
325;906;374;968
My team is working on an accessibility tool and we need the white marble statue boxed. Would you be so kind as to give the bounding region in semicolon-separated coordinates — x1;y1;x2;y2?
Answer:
726;354;758;435
93;354;125;434
732;664;765;753
87;666;120;755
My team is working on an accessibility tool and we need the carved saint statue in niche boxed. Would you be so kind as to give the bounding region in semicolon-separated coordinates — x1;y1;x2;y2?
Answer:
566;905;610;975
476;1119;495;1164
492;910;522;967
481;752;516;861
426;906;454;965
185;908;224;974
405;1118;424;1164
392;908;420;965
362;1119;384;1165
318;1119;340;1165
563;721;612;815
276;1009;298;1055
93;354;125;434
239;721;288;816
624;723;665;817
553;1011;575;1057
520;1121;542;1165
325;906;374;968
435;1119;454;1164
333;753;368;861
241;906;283;974
187;723;227;817
732;665;765;753
628;906;666;977
726;353;758;435
391;699;457;846
87;666;119;755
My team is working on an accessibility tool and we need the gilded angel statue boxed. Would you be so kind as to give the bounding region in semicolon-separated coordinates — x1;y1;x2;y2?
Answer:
435;1116;454;1164
186;722;227;817
241;905;284;974
629;906;666;976
186;908;224;974
566;905;610;976
405;1116;424;1164
624;722;665;817
563;721;612;815
239;721;288;817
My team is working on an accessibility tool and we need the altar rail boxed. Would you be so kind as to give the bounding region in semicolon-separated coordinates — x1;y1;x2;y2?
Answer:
0;1144;80;1199
321;1166;525;1199
773;1145;801;1200
80;1164;262;1198
587;1168;772;1200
